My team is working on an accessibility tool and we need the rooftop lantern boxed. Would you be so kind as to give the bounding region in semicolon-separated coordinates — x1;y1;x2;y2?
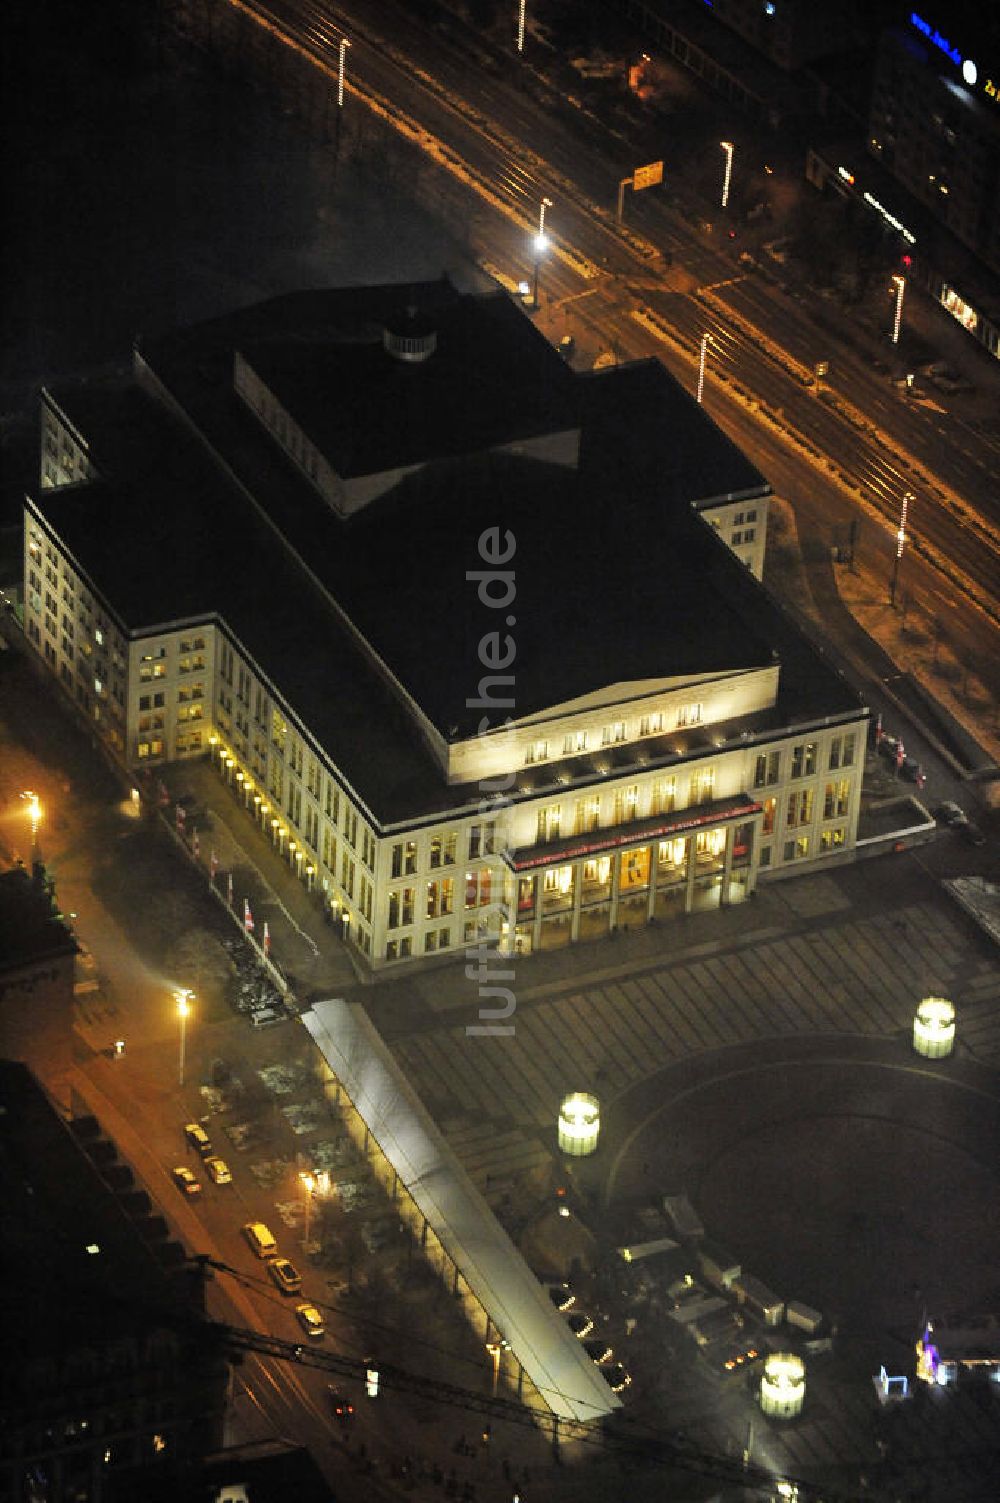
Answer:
557;1092;600;1157
759;1352;806;1418
913;996;955;1059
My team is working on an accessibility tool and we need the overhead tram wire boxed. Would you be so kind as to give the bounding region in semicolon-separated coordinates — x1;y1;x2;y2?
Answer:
187;1254;844;1500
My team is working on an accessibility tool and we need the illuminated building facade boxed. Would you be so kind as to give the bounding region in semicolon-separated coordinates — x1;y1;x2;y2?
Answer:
869;6;1000;275
23;279;867;971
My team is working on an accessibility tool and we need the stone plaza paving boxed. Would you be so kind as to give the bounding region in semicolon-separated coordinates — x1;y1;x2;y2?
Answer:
377;863;1000;1162
369;854;1000;1498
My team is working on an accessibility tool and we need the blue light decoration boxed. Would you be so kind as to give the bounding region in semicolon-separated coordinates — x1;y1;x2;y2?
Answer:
764;1;776;14
910;11;962;67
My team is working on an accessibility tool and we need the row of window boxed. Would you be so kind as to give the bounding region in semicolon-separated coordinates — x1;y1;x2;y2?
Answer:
533;770;716;846
759;825;846;868
524;706;704;766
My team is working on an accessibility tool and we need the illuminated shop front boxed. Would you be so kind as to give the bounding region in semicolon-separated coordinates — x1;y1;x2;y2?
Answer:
502;797;760;955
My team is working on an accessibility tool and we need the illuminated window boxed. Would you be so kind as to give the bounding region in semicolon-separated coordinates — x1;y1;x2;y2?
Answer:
574;795;601;835
762;796;776;835
820;826;846;851
612;785;639;824
602;721;627;746
426;879;454;918
429;832;457;868
525;739;549;765
689;766;715;805
678;703;703;727
465;870;492;908
787;788;814;827
639;712;664;736
823;779;851;819
650;777;676;815
563;730;588;755
536;805;562;844
783;835;810;861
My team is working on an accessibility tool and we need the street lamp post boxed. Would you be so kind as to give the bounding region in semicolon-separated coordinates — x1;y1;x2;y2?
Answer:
891;273;906;345
696;333;711;405
301;1171;315;1250
889;490;912;607
175;988;193;1088
532;197;552;310
20;791;42;864
720;141;735;210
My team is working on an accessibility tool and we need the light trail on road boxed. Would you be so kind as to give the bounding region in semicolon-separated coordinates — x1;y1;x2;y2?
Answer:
225;0;1000;630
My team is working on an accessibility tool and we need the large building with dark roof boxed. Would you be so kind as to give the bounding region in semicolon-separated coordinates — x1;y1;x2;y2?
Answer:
23;276;868;970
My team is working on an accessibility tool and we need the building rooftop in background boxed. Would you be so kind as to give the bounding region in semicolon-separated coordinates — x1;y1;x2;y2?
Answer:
0;863;76;976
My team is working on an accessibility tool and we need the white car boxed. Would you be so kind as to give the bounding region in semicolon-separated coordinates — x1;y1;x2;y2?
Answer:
204;1156;232;1185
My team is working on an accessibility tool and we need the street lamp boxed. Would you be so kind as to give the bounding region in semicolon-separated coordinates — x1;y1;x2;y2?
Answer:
532;197;552;310
20;790;42;861
300;1171;315;1250
889;490;912;608
175;988;193;1087
720;140;735;209
891;272;906;344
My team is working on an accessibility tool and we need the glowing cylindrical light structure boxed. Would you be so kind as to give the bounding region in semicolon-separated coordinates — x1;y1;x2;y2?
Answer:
558;1092;600;1156
913;996;955;1059
759;1352;806;1417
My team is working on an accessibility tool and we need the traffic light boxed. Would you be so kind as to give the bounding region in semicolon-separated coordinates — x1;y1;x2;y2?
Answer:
900;253;912;270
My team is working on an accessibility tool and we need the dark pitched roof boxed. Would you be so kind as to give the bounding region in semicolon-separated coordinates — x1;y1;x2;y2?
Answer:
35;284;864;826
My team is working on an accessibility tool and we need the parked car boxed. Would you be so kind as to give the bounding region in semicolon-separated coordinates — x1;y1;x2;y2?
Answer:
243;1221;278;1259
295;1303;326;1339
268;1257;303;1294
204;1156;232;1185
184;1122;212;1158
935;801;968;827
172;1165;202;1197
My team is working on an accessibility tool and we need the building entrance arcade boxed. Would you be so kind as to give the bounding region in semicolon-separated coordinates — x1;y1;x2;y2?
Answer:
502;796;760;956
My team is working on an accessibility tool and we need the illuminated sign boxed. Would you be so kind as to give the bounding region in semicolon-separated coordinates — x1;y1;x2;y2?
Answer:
910;12;961;66
909;11;992;100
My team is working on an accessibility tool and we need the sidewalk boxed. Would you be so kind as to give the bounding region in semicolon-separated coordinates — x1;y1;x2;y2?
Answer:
152;761;359;1003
